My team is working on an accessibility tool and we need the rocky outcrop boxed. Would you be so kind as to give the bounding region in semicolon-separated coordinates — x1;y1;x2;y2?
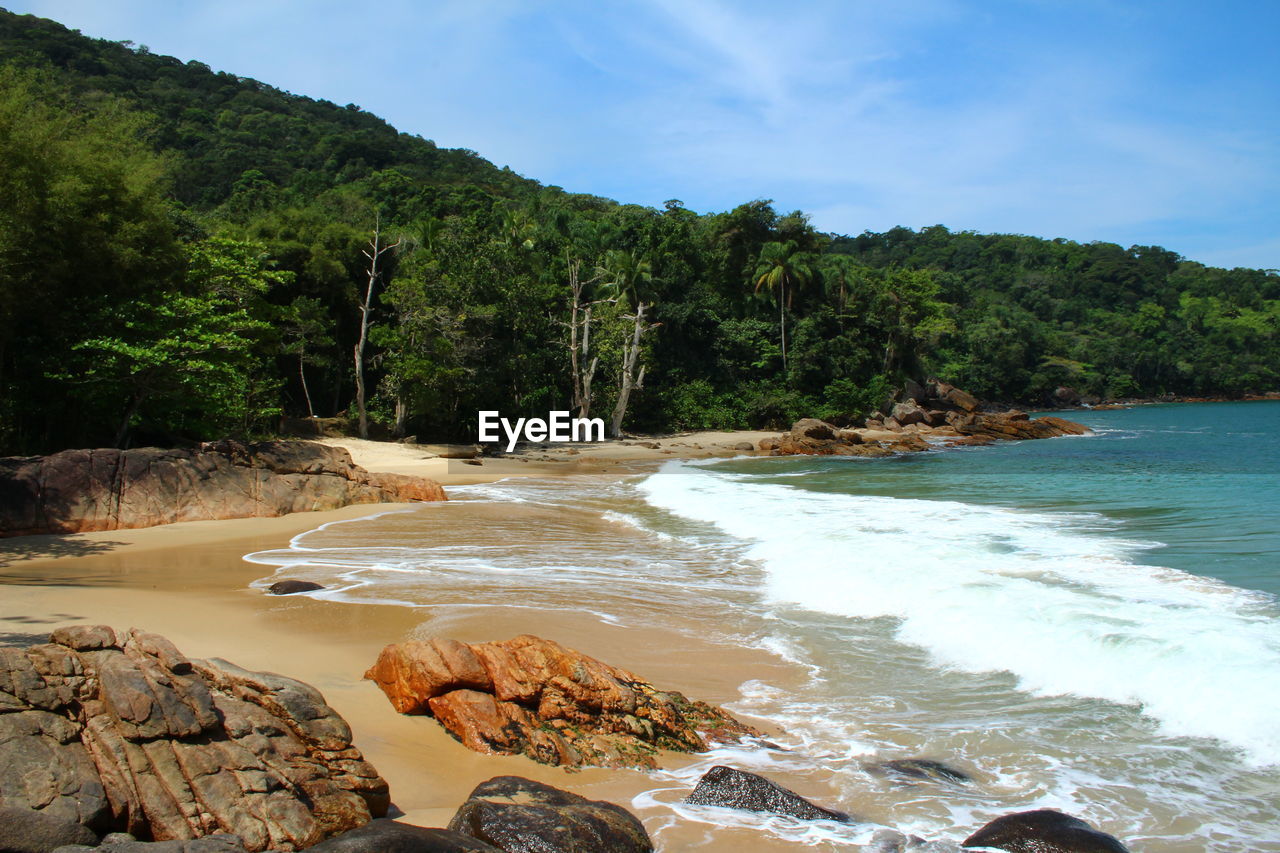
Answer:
0;627;387;851
682;765;851;823
757;381;1089;458
0;440;445;538
952;411;1089;441
962;810;1129;853
447;776;652;853
364;635;759;769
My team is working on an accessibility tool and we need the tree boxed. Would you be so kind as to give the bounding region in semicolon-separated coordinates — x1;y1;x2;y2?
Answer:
599;248;657;437
353;217;400;439
280;296;333;418
753;240;812;372
62;236;286;446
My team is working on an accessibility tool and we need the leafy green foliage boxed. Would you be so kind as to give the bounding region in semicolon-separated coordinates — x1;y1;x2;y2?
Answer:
0;9;1276;453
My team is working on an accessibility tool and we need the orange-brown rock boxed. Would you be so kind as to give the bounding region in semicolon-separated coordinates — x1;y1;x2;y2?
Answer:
365;635;760;769
0;440;445;537
954;411;1090;441
0;626;387;851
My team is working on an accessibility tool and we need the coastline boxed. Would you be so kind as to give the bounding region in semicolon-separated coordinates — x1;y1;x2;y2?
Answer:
5;410;1273;851
0;430;814;850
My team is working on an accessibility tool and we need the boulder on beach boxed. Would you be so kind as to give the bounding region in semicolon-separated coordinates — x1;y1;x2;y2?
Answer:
682;765;852;823
364;635;759;769
0;626;387;852
447;776;652;853
266;580;325;595
962;809;1129;853
0;440;446;538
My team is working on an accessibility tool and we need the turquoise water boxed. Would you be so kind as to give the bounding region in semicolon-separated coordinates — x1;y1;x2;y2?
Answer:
716;401;1280;598
249;401;1280;850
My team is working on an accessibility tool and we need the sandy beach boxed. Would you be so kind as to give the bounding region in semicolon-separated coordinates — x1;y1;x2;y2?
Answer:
0;431;821;851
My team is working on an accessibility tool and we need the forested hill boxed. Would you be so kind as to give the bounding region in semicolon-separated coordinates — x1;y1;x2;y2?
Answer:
1;8;1277;455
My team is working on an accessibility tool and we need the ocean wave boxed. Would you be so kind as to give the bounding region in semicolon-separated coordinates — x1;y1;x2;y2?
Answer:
637;461;1280;765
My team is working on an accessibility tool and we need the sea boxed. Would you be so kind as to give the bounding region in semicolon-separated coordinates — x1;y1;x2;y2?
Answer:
245;401;1280;850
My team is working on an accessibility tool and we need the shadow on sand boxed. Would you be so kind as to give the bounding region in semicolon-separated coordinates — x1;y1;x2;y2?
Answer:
0;534;124;569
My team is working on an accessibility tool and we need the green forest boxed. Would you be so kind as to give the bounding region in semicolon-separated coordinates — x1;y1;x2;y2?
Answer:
1;9;1277;455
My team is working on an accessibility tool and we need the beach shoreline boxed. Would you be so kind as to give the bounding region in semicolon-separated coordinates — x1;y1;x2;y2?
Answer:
0;429;818;850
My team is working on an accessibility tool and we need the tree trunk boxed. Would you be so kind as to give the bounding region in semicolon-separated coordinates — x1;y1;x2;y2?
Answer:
568;260;583;417
298;348;315;418
610;301;648;438
779;286;788;372
354;219;400;440
393;394;407;438
114;391;146;448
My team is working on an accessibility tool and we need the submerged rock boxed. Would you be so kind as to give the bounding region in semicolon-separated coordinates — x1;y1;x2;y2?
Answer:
871;758;973;784
962;810;1129;853
0;440;446;537
682;765;852;823
0;626;387;851
365;635;758;769
447;776;652;853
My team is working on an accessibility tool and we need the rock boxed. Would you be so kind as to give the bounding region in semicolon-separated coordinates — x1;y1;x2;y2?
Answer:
0;627;388;852
448;776;651;853
1052;386;1081;406
266;580;324;595
0;805;98;853
306;819;500;852
61;834;251;852
365;635;758;769
871;758;972;784
866;829;911;853
436;446;482;459
922;409;950;428
790;419;838;441
926;381;979;412
953;412;1089;442
733;442;755;452
682;765;851;823
891;400;927;426
0;441;446;538
902;378;930;404
962;810;1129;853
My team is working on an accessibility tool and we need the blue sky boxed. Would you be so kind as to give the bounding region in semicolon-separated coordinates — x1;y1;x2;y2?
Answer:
7;0;1279;269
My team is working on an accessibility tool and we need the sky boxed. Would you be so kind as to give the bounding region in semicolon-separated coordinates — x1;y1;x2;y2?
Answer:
6;0;1279;269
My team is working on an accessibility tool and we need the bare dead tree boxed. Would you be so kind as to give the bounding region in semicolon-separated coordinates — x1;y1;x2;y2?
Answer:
610;301;660;438
561;258;611;419
354;217;400;439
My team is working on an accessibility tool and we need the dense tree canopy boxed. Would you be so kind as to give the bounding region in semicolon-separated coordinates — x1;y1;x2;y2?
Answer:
0;9;1276;453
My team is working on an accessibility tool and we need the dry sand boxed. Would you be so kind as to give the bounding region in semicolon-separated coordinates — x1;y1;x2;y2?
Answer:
0;430;829;851
317;430;777;485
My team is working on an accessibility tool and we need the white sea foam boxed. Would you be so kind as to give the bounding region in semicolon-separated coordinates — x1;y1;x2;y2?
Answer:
638;461;1280;765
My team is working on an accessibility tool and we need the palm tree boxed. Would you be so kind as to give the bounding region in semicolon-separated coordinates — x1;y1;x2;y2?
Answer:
753;240;812;371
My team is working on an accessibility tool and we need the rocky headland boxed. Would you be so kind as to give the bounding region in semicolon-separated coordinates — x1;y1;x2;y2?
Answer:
758;379;1089;458
0;440;445;538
